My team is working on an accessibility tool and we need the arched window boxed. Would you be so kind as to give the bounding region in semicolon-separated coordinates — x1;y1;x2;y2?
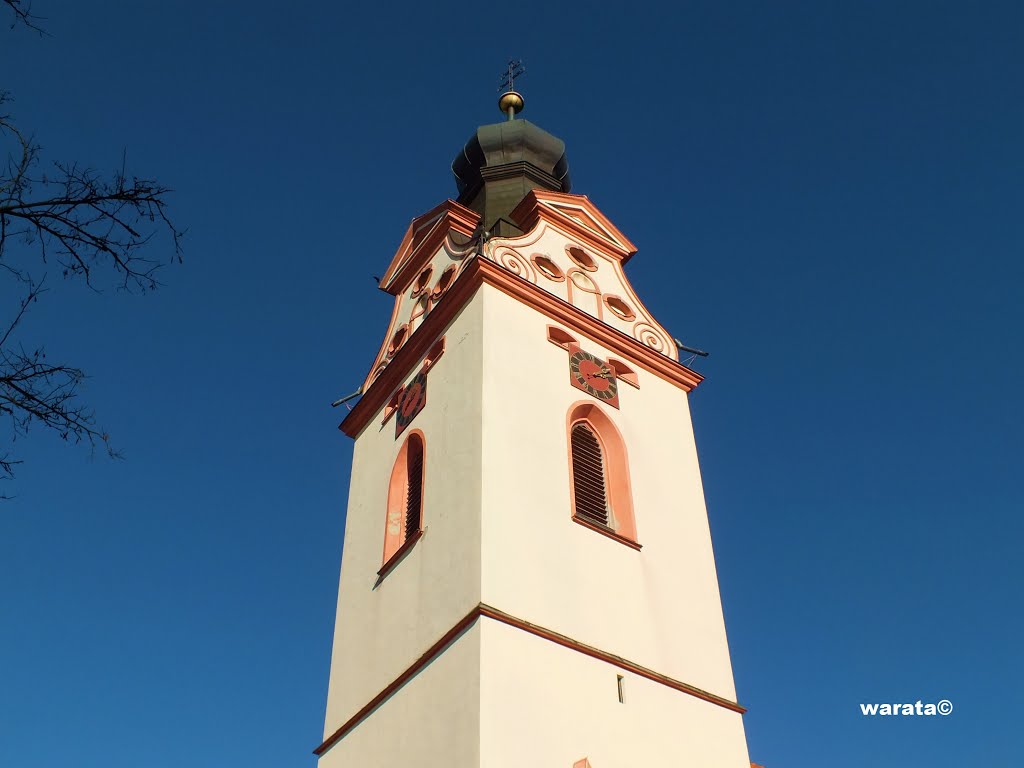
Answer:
567;403;638;546
383;431;425;566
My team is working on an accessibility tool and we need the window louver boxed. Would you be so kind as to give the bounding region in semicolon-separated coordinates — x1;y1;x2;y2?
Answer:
405;439;423;538
571;423;609;527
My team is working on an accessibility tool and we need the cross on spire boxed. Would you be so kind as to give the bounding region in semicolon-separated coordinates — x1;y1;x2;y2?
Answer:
499;59;525;93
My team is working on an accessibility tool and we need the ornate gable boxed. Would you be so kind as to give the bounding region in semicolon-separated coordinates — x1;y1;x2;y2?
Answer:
510;189;638;262
379;200;480;295
488;192;678;362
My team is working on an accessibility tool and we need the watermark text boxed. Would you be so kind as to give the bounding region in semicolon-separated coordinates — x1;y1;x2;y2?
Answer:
860;699;952;716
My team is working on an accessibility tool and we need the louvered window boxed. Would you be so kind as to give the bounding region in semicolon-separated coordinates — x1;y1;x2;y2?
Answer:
571;423;610;527
405;436;423;539
382;432;426;568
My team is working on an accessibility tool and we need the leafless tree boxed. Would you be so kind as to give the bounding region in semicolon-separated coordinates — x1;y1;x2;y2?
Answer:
1;1;183;494
3;0;43;33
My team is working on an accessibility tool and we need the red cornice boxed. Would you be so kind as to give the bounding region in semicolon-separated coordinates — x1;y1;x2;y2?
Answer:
476;259;702;390
313;602;745;757
340;257;702;438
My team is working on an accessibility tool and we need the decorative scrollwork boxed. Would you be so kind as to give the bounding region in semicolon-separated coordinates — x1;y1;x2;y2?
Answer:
492;247;537;283
632;321;672;356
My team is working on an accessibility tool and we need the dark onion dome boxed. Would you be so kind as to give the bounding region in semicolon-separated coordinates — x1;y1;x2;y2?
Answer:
452;120;571;236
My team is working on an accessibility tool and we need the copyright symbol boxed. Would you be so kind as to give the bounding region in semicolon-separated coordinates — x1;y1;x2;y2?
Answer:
937;699;953;716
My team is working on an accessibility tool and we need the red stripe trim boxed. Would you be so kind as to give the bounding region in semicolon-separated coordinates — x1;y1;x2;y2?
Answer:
313;604;480;756
313;603;744;757
477;605;745;715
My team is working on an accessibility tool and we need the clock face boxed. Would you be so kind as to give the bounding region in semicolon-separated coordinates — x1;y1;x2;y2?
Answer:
395;372;427;437
569;346;619;408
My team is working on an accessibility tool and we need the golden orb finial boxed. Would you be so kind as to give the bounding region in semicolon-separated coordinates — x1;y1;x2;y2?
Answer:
498;60;526;120
498;90;525;120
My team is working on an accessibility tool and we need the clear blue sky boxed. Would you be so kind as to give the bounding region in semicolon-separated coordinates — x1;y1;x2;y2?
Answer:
2;2;1021;767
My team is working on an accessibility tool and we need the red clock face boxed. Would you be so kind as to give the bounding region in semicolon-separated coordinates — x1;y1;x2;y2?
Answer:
569;345;619;408
395;372;427;437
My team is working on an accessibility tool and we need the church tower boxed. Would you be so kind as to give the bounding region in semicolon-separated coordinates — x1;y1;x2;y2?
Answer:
315;90;753;767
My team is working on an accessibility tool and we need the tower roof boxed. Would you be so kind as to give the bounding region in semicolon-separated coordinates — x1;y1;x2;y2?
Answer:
452;118;571;236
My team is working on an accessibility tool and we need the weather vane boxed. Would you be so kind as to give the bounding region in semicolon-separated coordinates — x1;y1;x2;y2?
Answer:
497;59;526;121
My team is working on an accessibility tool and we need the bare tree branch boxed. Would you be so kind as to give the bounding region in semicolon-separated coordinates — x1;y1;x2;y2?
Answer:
0;281;120;491
0;4;185;492
1;101;184;291
3;0;46;35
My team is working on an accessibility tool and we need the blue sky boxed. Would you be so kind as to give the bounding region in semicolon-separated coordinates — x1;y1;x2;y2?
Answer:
1;2;1021;767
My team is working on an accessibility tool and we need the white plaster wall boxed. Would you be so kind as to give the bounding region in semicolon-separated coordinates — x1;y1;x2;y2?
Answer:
319;624;481;768
322;296;485;738
321;253;748;762
479;619;750;768
479;285;741;702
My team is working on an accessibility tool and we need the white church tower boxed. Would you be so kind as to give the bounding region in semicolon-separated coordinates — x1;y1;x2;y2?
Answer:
315;89;753;767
